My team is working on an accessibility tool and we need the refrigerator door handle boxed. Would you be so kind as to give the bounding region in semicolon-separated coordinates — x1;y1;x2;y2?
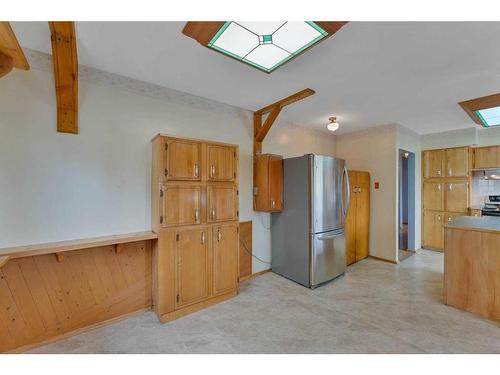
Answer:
342;166;350;219
317;233;344;241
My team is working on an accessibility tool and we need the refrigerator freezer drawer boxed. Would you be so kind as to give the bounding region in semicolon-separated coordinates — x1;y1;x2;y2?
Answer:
311;229;346;287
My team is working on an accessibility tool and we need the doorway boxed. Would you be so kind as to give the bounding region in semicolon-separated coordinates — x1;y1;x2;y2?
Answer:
398;149;416;261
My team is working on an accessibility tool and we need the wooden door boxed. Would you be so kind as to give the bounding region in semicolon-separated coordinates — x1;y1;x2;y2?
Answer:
207;186;238;222
445;182;469;213
423;149;445;178
268;155;283;211
345;171;358;265
207;145;235;181
161;185;201;227
423;182;444;211
446;147;469;178
473;146;500;169
177;228;209;307
213;224;239;295
354;172;370;261
422;210;444;249
165;139;201;181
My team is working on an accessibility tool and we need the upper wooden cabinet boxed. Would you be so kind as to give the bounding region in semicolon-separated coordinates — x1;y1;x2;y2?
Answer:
165;138;201;181
423;182;444;211
473;146;500;169
445;147;469;178
253;153;283;212
212;223;239;296
423;149;445;178
207;144;236;181
160;185;201;227
207;186;238;223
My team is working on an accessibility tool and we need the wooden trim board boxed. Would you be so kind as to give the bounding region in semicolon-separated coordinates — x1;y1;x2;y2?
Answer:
0;231;158;260
0;22;29;71
240;268;272;282
368;255;397;264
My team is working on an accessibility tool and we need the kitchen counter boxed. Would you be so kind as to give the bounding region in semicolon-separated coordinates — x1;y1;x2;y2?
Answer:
445;216;500;234
444;218;500;321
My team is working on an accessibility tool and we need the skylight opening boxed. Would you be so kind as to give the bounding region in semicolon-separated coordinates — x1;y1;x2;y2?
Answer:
207;21;328;73
476;106;500;127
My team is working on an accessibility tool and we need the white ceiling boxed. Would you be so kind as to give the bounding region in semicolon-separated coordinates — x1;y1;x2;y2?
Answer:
11;21;500;135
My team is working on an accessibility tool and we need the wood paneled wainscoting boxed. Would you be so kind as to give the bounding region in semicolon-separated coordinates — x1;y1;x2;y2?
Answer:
0;232;157;353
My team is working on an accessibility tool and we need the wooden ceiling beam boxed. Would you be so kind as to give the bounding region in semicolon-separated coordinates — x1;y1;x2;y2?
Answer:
253;88;315;155
49;21;78;134
255;88;315;115
0;21;29;77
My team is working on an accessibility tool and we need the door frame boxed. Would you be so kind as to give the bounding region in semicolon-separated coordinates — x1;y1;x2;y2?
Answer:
399;149;417;251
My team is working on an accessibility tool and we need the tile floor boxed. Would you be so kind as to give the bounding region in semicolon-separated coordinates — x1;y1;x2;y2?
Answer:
29;250;500;353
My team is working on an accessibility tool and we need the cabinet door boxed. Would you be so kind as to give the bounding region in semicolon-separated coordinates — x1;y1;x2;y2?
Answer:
207;145;235;181
355;172;370;262
423;149;445;178
161;185;201;227
207;186;238;222
445;182;469;213
446;147;469;178
165;139;201;181
268;155;283;211
473;146;500;169
345;172;357;265
213;224;239;295
177;228;209;307
445;212;462;225
422;211;444;249
423;182;444;211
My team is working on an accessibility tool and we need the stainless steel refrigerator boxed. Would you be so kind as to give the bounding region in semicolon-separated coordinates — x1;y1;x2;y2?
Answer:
271;154;350;288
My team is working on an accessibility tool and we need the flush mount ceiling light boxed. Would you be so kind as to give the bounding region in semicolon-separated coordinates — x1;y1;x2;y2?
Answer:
327;117;339;132
459;93;500;128
183;21;347;73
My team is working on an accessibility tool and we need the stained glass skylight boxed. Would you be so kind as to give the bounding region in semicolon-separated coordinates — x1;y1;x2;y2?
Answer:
476;106;500;127
208;22;329;73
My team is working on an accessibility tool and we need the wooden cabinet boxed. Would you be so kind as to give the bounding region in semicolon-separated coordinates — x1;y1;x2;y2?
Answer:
152;135;239;323
422;210;444;249
423;182;444;211
212;224;239;295
470;208;482;217
165;138;201;181
253;153;283;212
160;185;201;227
176;228;210;307
444;182;469;213
446;147;469;178
422;146;471;251
207;144;236;181
207;186;238;222
423;149;445;178
345;170;370;266
473;146;500;169
444;212;462;225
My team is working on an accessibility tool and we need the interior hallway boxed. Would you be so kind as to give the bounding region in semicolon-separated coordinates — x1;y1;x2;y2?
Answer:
29;250;500;354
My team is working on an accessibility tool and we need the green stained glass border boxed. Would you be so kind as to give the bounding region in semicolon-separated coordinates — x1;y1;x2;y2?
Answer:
475;110;490;127
207;21;329;73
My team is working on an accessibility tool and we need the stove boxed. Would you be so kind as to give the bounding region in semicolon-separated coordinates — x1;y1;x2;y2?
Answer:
482;195;500;216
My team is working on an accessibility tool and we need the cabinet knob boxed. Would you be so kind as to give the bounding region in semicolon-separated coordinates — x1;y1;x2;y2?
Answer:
448;184;452;191
217;229;222;242
437;184;441;191
271;200;275;208
437;170;441;176
194;164;199;177
210;165;216;177
211;207;216;219
194;209;199;222
437;215;441;221
448;168;452;176
201;231;205;244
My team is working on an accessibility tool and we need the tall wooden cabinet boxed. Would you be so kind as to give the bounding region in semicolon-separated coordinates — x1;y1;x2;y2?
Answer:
421;146;470;251
345;170;370;265
151;135;239;323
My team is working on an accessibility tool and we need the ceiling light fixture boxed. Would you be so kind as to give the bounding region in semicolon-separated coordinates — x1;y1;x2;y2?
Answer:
327;117;339;132
182;21;347;73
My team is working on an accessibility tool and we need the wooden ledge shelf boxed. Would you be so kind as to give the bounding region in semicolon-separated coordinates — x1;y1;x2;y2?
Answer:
0;231;158;262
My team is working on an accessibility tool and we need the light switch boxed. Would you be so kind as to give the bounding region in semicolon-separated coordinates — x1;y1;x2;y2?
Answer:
374;181;380;189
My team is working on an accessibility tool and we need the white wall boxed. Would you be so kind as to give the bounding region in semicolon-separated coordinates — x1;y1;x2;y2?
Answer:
334;124;399;262
0;65;336;274
421;126;500;149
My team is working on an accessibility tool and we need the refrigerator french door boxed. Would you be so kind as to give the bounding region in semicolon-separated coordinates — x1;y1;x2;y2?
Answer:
271;154;350;288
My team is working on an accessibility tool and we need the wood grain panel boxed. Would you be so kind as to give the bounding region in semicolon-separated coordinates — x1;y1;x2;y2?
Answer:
0;240;152;353
238;221;252;279
0;22;29;71
207;144;235;181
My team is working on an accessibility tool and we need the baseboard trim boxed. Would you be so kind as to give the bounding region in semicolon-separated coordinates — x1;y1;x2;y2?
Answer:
240;268;272;282
369;255;398;264
7;307;151;354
